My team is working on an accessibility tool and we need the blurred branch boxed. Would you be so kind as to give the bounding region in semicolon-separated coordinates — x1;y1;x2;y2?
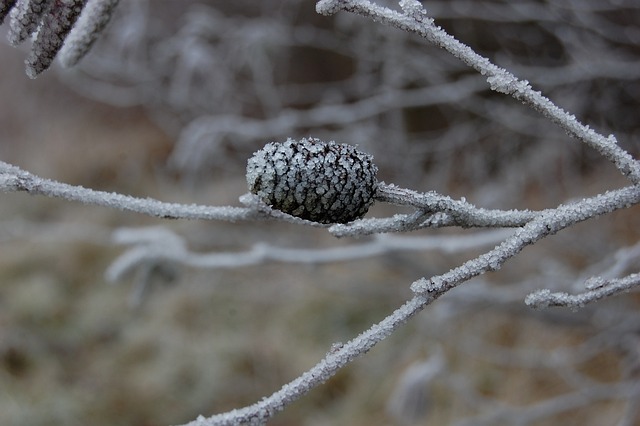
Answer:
106;225;510;283
316;0;640;184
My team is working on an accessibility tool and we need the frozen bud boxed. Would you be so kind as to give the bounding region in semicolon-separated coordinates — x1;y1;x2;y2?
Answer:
247;138;378;224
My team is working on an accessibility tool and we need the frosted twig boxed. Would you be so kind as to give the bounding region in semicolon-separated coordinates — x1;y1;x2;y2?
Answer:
410;185;640;294
316;0;640;184
0;161;324;227
330;183;547;237
0;160;260;222
525;273;640;310
170;186;638;425
179;294;431;426
329;210;438;237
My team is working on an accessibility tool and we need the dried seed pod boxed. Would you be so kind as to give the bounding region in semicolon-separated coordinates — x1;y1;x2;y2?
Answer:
26;0;85;79
2;0;120;78
247;138;378;224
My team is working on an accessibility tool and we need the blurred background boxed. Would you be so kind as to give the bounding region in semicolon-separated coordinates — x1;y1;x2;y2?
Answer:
1;1;639;425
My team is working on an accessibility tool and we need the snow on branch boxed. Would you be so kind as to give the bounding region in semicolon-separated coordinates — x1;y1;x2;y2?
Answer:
316;0;640;184
525;273;640;310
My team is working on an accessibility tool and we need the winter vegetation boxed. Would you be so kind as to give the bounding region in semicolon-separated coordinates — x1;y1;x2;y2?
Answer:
1;0;639;425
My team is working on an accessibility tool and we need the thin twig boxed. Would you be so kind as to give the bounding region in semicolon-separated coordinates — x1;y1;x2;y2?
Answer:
525;273;640;309
411;185;640;294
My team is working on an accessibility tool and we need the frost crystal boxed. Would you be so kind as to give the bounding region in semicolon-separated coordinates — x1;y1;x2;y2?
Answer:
399;0;422;15
247;138;378;224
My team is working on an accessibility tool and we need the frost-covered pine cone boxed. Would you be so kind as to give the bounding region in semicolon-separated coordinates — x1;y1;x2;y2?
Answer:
2;0;120;78
247;138;378;224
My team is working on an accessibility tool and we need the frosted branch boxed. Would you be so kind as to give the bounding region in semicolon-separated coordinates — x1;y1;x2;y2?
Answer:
316;0;640;184
410;185;640;294
179;295;432;426
165;182;636;425
525;273;640;310
1;160;559;235
329;184;541;237
0;161;328;228
0;160;260;222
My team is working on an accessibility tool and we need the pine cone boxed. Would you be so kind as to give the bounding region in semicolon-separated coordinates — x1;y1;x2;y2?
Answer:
247;138;378;224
